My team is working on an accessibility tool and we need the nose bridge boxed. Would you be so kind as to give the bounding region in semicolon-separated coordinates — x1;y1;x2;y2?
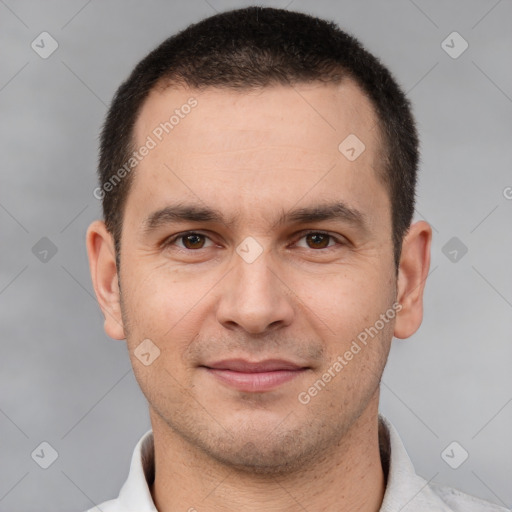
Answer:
216;245;293;333
235;248;275;297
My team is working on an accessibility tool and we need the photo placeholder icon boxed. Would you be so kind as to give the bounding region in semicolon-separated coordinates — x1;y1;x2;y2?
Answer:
134;338;161;366
441;441;469;469
441;32;468;59
32;237;58;263
442;236;468;263
236;236;264;264
338;134;365;162
31;441;58;469
31;32;59;59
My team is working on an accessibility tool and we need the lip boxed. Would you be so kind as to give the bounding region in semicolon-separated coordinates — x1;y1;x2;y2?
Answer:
201;359;309;392
204;358;305;372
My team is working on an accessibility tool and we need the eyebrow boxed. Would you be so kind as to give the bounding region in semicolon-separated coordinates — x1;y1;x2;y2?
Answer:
143;204;236;233
142;201;367;235
272;202;366;231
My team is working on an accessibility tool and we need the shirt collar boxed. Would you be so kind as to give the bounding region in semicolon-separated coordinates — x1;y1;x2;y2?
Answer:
377;415;452;511
117;428;157;511
116;414;452;512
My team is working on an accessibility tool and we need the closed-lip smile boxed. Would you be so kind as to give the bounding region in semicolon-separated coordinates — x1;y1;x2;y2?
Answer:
201;358;309;392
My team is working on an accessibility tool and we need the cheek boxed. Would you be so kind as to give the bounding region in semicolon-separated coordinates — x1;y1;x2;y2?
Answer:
292;266;396;381
120;261;220;361
298;267;392;329
121;269;202;400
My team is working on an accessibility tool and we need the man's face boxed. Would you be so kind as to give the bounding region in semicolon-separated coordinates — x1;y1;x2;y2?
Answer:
117;81;398;471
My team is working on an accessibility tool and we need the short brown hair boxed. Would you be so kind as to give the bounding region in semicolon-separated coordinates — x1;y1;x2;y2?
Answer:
98;6;418;267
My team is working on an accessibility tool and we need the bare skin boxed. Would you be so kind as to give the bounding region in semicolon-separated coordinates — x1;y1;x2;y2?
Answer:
87;80;431;512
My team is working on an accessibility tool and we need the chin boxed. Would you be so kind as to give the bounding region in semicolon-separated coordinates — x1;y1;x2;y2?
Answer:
197;424;329;476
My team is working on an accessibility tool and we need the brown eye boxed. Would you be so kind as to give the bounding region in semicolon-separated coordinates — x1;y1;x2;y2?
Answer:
181;233;206;249
304;232;333;249
163;232;214;250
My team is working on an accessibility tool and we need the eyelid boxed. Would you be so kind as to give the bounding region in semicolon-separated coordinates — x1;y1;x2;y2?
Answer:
161;230;215;249
161;229;348;251
292;230;347;249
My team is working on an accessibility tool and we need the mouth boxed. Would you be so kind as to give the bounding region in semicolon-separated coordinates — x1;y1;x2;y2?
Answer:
200;359;310;392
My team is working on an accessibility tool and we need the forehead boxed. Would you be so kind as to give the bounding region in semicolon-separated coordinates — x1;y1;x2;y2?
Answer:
133;79;381;165
128;81;387;227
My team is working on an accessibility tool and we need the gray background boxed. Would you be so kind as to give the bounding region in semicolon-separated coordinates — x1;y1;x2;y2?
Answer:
1;0;511;510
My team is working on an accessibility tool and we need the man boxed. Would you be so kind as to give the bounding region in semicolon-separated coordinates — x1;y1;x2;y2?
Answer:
85;6;507;512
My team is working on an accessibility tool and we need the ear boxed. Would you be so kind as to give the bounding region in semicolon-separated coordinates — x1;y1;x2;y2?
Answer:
394;220;432;339
86;220;126;340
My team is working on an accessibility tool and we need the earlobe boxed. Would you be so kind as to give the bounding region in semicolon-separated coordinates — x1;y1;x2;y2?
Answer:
86;220;126;340
394;220;432;339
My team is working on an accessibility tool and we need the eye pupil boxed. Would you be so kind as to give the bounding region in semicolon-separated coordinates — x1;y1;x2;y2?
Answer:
306;233;330;249
183;234;205;249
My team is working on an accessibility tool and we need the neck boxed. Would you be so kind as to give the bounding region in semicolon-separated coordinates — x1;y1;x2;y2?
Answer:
149;397;385;512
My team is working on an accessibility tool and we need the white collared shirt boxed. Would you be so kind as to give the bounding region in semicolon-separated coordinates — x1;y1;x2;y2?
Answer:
86;414;508;512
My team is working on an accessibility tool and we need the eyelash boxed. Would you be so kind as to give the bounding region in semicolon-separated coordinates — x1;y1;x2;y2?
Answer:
161;230;346;251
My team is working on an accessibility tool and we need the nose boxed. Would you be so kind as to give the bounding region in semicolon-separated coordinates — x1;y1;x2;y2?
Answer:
216;249;295;335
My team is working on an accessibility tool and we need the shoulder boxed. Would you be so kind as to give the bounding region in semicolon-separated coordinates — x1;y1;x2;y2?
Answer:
429;481;510;512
